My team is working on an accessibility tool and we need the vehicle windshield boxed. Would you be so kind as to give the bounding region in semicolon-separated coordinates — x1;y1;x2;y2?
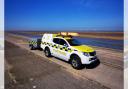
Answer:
66;39;82;46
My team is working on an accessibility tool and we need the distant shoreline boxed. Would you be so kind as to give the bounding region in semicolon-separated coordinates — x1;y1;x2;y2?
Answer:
6;31;123;40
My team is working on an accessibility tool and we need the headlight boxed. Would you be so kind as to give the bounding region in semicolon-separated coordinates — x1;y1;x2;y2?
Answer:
83;52;89;57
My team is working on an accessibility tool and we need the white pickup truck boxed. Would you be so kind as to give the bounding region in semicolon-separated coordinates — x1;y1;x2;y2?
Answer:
29;33;99;69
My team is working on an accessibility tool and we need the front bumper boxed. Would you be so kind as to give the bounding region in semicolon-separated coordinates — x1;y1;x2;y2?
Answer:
81;56;98;64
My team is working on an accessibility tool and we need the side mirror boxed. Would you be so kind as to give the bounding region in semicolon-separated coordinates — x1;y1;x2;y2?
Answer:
64;44;68;47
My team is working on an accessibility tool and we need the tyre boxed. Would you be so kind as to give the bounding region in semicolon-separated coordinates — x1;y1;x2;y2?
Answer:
44;47;51;57
30;45;35;50
70;55;83;69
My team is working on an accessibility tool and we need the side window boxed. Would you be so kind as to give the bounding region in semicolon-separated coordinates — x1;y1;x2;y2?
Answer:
59;39;68;46
53;38;60;44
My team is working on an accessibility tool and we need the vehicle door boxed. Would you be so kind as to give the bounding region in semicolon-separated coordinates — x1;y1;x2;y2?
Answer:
52;38;60;57
57;39;69;61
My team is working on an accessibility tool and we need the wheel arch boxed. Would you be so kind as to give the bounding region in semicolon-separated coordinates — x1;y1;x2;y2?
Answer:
44;46;50;51
69;53;81;62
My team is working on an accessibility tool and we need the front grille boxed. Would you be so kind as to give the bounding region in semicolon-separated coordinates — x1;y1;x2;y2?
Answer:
89;51;96;56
